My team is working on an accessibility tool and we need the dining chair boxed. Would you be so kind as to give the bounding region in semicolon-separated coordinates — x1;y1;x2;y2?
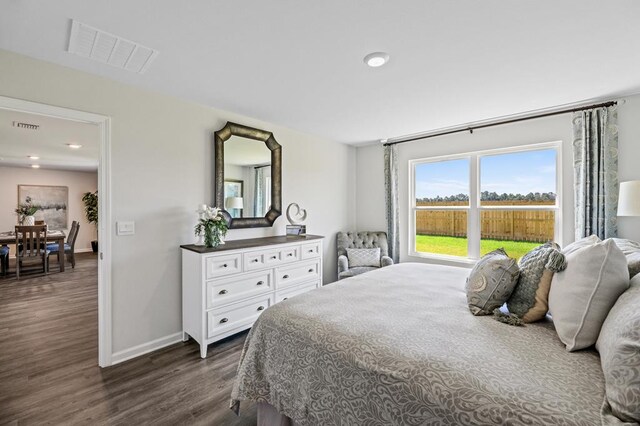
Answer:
0;245;9;277
15;225;49;279
47;221;80;269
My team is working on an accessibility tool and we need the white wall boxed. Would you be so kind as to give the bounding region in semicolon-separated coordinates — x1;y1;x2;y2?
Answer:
0;166;98;252
0;49;356;356
355;94;640;266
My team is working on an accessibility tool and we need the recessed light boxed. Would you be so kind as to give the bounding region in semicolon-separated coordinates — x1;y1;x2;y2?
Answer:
67;143;82;149
28;155;40;160
364;52;389;68
31;164;40;169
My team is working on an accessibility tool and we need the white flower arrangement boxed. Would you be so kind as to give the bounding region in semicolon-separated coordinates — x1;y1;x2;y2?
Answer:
195;205;228;247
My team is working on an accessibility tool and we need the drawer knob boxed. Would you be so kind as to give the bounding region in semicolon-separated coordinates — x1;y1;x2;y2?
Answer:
308;249;314;253
257;281;264;286
257;306;265;311
283;297;289;301
222;263;228;268
219;289;228;295
252;259;259;263
308;268;314;273
219;318;229;324
288;253;293;257
283;274;289;279
271;256;277;259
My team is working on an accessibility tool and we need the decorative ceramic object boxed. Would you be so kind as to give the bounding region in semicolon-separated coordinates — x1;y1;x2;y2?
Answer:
24;215;35;226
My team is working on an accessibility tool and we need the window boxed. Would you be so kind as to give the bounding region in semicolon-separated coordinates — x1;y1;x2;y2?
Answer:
410;143;560;261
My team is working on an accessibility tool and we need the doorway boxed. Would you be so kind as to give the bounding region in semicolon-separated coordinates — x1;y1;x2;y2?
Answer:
0;95;112;367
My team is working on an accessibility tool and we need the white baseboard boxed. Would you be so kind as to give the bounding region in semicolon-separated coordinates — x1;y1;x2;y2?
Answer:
110;332;183;365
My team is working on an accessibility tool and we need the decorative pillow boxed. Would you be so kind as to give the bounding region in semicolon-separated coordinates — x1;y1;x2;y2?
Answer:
549;239;630;351
595;275;640;423
505;242;567;323
612;238;640;278
466;249;520;316
562;234;601;256
346;248;380;267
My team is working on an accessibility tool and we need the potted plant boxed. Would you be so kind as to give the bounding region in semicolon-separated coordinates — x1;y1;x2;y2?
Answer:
15;196;40;225
195;205;228;248
82;191;98;252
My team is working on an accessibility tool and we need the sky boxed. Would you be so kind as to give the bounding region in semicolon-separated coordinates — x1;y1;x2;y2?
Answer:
415;149;556;199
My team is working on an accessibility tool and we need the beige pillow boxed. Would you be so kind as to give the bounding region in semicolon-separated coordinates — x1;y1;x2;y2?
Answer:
549;239;630;351
562;234;601;255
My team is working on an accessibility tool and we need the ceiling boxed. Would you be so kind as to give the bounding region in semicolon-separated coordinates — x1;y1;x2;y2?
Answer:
1;1;639;145
0;109;99;172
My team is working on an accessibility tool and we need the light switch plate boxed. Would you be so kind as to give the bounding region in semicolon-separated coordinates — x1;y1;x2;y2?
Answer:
117;221;135;236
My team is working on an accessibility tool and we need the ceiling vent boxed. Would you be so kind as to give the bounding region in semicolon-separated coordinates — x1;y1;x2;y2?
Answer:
67;19;158;74
12;121;39;130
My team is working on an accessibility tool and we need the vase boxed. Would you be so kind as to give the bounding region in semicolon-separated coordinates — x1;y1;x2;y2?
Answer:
24;215;35;226
204;226;223;248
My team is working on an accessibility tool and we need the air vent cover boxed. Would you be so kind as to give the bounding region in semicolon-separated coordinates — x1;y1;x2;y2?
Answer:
67;19;158;74
12;121;39;130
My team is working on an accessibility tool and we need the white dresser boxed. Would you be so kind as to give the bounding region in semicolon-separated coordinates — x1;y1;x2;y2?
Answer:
181;235;324;358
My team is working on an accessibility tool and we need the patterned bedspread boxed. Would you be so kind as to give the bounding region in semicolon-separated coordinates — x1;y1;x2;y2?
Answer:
231;263;605;425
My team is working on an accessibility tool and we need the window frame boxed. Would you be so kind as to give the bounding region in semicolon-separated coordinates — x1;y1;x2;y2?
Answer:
408;141;562;263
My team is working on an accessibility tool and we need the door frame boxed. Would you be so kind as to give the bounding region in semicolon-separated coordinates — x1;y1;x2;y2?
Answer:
0;95;113;367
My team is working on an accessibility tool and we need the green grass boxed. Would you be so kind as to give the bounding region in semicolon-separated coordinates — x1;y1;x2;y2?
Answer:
415;234;540;260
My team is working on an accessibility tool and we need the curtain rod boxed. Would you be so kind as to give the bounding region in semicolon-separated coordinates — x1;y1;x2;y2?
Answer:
383;100;617;147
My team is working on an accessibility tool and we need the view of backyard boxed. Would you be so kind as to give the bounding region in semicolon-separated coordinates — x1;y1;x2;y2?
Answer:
415;235;540;260
414;149;558;260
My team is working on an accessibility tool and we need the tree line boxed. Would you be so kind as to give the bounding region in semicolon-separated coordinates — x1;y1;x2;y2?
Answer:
417;191;556;203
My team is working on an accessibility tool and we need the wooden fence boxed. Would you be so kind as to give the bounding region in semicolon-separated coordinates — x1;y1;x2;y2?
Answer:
415;201;555;242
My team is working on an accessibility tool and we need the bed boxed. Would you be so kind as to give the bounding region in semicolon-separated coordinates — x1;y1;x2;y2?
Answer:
231;263;606;425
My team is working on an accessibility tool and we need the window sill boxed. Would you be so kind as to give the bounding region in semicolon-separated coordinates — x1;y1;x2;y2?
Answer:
408;252;477;268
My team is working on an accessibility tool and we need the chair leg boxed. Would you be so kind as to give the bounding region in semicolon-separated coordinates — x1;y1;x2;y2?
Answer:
71;252;75;269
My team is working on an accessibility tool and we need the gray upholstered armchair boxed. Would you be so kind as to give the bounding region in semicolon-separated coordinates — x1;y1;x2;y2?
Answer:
337;231;394;280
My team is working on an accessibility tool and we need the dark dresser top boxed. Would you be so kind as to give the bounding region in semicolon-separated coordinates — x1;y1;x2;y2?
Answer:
180;234;324;254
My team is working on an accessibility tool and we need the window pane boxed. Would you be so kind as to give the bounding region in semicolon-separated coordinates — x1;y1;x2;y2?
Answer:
415;158;469;206
480;210;555;260
480;149;556;206
415;210;468;257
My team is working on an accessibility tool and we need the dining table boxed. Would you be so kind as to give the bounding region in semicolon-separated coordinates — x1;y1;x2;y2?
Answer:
0;229;67;272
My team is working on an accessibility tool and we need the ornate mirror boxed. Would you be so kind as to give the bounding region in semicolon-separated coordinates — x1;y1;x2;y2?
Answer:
214;122;282;228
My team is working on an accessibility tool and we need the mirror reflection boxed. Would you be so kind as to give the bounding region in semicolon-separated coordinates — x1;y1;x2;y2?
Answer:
223;136;272;219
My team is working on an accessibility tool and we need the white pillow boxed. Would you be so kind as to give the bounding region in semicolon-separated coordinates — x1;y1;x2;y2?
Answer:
346;248;381;267
562;234;601;255
549;239;630;351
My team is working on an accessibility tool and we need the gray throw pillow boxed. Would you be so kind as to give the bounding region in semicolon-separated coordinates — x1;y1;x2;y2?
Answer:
466;249;520;316
549;239;629;351
596;275;640;423
346;248;380;267
506;242;567;323
612;238;640;278
562;234;601;256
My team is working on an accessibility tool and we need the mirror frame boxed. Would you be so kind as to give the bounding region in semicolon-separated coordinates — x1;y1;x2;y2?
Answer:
214;121;282;229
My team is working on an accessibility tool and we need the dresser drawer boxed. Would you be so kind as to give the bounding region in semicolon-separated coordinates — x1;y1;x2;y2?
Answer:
205;253;242;278
275;280;318;303
244;248;282;271
276;260;320;289
207;295;272;339
245;246;300;270
301;242;321;259
206;271;272;308
280;246;300;263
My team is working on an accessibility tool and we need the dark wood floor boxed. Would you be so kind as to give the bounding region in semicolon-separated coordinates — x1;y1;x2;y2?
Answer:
0;253;256;425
